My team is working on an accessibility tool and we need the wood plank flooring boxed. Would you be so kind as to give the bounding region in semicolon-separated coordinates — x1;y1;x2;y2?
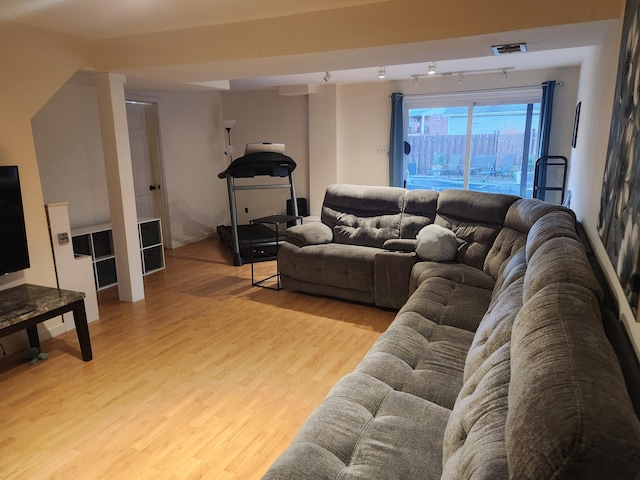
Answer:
0;237;395;479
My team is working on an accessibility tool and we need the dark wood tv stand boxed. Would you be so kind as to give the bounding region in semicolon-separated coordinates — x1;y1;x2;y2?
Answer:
0;284;92;361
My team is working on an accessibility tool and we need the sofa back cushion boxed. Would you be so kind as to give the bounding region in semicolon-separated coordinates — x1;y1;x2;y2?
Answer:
483;198;565;280
525;208;578;261
524;236;603;303
321;184;405;248
440;268;525;479
435;190;519;270
506;283;640;479
399;189;439;239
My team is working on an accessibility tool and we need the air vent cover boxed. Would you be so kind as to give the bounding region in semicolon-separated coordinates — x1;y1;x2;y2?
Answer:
492;43;527;55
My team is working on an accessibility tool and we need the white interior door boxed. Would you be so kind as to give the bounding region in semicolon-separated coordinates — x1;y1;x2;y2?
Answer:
126;102;167;225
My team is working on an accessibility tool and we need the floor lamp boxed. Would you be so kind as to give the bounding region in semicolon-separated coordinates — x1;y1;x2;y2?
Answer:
224;119;236;164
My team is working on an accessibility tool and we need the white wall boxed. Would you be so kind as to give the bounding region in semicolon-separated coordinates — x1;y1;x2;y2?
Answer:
32;81;229;249
221;89;309;223
147;90;228;248
567;20;640;354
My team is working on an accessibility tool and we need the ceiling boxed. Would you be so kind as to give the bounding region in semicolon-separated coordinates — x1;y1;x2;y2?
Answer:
3;0;615;92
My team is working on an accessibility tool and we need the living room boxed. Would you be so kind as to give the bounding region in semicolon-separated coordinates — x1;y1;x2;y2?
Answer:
1;0;637;477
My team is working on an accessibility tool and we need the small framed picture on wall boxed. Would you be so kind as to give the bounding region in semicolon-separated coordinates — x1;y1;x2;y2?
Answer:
572;101;581;148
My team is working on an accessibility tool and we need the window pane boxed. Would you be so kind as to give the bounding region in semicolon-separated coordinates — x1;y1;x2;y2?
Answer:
405;89;542;197
406;107;467;191
468;103;539;196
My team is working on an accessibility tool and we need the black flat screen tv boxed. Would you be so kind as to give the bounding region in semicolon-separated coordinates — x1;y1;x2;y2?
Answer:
0;166;30;275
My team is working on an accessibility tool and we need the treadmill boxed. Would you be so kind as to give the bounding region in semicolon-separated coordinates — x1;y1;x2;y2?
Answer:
217;151;298;266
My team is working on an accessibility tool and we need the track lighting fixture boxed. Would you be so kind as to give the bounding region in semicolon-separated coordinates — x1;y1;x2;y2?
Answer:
427;62;436;75
378;66;386;79
413;76;420;88
457;73;464;85
501;70;508;80
323;71;332;82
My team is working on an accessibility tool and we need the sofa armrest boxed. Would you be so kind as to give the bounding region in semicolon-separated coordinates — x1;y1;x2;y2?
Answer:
383;238;417;252
374;250;418;309
285;222;333;247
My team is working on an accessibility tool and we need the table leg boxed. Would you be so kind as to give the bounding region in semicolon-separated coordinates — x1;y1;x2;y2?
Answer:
72;300;93;361
26;326;40;349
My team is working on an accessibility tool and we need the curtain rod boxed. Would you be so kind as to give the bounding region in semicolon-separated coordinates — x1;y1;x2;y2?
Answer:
399;81;564;98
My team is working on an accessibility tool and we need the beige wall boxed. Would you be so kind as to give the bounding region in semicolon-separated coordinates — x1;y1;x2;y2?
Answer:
33;77;110;229
0;24;95;290
95;0;621;73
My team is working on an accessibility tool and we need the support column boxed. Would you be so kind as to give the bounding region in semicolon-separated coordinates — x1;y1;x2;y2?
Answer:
94;73;144;302
308;84;338;216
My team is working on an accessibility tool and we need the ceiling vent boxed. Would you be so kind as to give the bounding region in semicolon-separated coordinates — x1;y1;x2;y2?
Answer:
492;43;527;55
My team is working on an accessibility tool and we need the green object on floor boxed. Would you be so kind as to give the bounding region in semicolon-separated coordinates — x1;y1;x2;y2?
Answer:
23;347;48;365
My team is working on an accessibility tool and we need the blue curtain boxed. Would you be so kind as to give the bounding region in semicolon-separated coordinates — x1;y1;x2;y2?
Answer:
389;92;404;187
536;80;556;199
539;80;555;158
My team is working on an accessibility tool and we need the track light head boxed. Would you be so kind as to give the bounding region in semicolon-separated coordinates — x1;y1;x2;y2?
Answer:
378;66;386;79
427;62;436;75
323;71;331;82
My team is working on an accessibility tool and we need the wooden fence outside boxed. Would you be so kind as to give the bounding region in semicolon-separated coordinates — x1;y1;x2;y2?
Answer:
407;132;538;175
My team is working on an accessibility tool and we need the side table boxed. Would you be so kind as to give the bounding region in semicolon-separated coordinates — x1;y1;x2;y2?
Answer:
0;284;92;361
250;214;302;289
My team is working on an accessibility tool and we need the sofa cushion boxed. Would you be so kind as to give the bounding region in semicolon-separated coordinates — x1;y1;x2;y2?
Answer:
464;276;523;382
503;197;566;234
525;209;578;261
403;273;493;333
285;222;333;247
439;279;525;479
441;343;511;480
487;248;527;306
278;242;377;294
263;372;450;480
355;312;474;409
483;198;565;280
435;190;519;270
524;236;603;303
415;224;457;262
411;261;496;294
321;184;404;243
482;227;527;280
399;189;439;239
334;219;400;248
507;283;640;479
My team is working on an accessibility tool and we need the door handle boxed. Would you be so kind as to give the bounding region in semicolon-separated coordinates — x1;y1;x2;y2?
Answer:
149;185;161;191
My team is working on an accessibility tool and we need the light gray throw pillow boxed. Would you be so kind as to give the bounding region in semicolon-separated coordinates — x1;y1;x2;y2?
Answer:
415;224;457;261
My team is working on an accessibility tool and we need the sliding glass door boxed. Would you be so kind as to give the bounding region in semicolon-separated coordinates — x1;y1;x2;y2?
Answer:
405;89;541;197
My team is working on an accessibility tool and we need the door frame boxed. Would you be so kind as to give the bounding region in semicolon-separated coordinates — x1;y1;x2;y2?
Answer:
125;97;172;249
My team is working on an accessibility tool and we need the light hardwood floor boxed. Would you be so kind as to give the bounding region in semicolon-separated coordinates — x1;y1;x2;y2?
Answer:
0;237;395;479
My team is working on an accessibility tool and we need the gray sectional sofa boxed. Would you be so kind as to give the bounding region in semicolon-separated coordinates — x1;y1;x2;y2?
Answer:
265;184;640;479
